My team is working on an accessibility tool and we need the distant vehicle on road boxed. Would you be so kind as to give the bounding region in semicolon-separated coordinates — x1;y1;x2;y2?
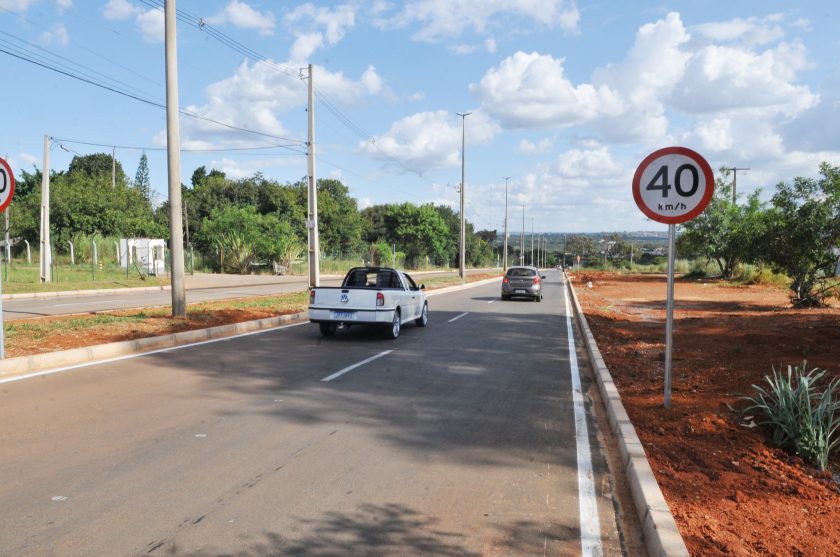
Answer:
501;266;545;302
309;267;428;339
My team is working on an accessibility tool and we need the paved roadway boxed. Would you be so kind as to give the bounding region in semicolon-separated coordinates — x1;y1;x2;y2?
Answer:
2;270;479;321
0;271;625;556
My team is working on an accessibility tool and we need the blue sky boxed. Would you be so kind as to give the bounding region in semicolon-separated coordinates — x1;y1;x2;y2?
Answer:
1;0;838;234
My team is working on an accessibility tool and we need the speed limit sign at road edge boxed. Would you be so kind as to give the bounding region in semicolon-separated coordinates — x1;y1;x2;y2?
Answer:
632;146;713;225
0;157;15;213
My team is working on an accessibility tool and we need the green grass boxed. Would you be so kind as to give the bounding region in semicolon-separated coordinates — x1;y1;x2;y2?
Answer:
5;313;150;340
0;263;168;294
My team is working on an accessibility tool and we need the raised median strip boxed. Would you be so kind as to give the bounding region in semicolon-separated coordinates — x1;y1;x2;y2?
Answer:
2;284;172;301
566;275;690;557
0;275;501;382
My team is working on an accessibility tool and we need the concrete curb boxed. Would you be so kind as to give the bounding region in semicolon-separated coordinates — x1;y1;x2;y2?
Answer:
2;284;172;301
566;276;690;557
0;275;501;381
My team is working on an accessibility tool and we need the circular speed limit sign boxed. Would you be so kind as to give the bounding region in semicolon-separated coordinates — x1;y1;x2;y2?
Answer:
632;146;713;224
0;157;15;212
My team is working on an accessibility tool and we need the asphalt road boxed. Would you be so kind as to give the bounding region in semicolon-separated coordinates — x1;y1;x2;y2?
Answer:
1;269;476;320
0;271;625;556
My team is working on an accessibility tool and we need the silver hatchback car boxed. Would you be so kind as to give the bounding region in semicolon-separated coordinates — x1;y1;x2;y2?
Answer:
501;266;545;301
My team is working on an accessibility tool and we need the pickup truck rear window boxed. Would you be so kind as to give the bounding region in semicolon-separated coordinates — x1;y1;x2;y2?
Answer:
342;268;403;289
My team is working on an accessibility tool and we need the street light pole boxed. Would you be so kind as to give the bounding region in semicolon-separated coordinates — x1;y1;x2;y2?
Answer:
722;166;749;203
520;205;525;265
502;177;510;271
456;112;471;279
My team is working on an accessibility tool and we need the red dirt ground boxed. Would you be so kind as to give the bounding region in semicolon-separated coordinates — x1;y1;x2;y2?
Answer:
573;271;840;557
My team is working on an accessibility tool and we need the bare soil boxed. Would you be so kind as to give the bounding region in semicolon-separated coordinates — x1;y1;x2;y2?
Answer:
573;271;840;557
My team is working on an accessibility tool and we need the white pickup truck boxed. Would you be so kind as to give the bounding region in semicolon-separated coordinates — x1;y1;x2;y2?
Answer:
309;267;429;339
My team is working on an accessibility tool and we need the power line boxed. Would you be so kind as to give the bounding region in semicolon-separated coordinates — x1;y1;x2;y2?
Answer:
52;137;306;155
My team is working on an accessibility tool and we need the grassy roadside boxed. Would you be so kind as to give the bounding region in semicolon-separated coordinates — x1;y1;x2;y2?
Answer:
4;273;500;358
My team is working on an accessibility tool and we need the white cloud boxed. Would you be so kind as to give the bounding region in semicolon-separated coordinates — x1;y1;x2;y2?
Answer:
208;157;296;180
40;23;69;46
0;0;36;11
518;138;553;155
406;91;425;102
669;41;817;116
358;110;499;171
102;0;163;42
136;7;164;42
381;0;579;43
169;60;383;147
103;0;138;20
284;3;355;63
691;15;785;46
484;38;497;53
471;51;623;130
56;0;72;10
206;0;275;36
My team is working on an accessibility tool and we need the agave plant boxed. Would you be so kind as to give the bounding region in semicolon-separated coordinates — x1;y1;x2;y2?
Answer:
217;231;256;274
743;361;840;470
276;235;304;271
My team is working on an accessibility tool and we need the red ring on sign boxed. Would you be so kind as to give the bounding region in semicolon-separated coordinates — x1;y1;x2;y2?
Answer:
0;157;15;213
632;146;714;225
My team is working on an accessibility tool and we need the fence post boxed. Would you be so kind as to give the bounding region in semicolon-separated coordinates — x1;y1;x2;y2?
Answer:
68;240;74;265
114;241;119;264
92;240;97;281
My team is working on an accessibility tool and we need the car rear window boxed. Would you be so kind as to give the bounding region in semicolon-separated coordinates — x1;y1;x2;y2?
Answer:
507;268;536;277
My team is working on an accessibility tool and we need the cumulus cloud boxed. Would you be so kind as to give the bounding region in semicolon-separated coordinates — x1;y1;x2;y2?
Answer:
0;0;36;11
358;110;499;171
39;23;69;46
102;0;163;42
471;11;818;150
519;138;553;155
284;3;355;63
206;0;275;36
470;51;623;130
165;60;383;148
56;0;72;10
378;0;579;43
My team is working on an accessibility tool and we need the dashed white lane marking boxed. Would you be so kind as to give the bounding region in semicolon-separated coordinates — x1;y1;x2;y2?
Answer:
0;322;309;386
487;299;497;304
562;279;603;557
51;496;68;502
447;312;469;323
321;350;393;382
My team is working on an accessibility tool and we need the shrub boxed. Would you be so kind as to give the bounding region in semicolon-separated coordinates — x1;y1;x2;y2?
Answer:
742;361;840;470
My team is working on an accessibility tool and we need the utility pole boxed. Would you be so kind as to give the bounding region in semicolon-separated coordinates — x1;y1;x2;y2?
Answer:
111;146;116;189
39;134;51;283
306;63;320;287
164;0;186;318
722;166;749;203
456;112;471;279
502;177;510;271
520;205;525;265
530;218;534;266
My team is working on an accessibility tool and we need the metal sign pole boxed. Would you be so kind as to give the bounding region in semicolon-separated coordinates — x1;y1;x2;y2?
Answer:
664;223;676;408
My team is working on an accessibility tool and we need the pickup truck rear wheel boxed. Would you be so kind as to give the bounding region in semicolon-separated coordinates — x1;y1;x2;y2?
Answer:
386;309;401;339
319;323;337;337
415;302;428;327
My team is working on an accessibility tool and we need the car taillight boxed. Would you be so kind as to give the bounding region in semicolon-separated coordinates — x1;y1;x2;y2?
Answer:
309;289;316;304
376;292;385;306
503;277;509;284
533;276;540;284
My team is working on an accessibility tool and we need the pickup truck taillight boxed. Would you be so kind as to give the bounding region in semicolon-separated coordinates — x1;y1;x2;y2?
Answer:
309;289;316;304
376;292;384;307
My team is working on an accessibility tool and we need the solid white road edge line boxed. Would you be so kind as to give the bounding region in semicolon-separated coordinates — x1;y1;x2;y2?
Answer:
448;312;469;323
0;322;309;386
321;350;394;382
562;278;604;557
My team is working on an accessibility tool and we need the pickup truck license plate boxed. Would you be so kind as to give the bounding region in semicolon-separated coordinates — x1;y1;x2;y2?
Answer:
332;311;356;320
515;289;526;294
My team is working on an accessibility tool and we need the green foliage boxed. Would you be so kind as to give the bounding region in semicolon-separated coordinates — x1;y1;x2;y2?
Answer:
742;362;840;470
678;174;767;279
217;230;256;274
197;206;293;271
754;163;840;306
134;152;151;203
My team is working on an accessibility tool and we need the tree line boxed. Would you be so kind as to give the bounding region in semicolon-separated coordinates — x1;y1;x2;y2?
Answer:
679;163;840;307
8;153;498;272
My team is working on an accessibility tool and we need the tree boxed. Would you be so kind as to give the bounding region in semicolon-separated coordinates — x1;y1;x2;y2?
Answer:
678;174;766;278
134;152;151;203
565;235;597;262
757;163;840;307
